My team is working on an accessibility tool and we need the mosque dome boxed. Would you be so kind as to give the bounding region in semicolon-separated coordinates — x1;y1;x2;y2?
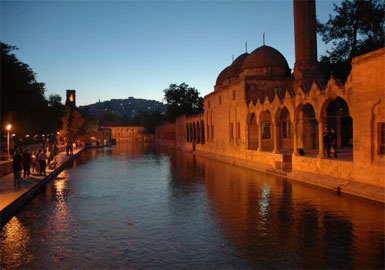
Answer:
224;53;249;80
215;66;229;86
242;45;290;76
215;53;250;90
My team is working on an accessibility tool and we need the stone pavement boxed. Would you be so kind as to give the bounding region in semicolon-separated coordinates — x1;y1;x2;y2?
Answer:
0;148;83;212
287;170;385;203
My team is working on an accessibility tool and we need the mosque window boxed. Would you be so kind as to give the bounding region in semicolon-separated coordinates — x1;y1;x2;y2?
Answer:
283;121;291;138
237;122;241;139
262;122;271;139
208;101;211;108
230;123;234;141
219;96;222;105
233;90;236;100
378;122;385;155
211;125;214;140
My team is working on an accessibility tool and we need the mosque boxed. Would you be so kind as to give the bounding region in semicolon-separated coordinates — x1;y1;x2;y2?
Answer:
155;0;385;196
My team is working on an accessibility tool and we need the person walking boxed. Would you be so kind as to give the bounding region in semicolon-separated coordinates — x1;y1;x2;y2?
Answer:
323;126;331;158
330;128;338;158
22;149;32;178
70;141;74;155
46;146;52;163
13;150;22;188
38;150;48;176
66;141;70;156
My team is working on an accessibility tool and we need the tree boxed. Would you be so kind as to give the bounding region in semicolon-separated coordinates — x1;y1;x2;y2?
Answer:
1;42;65;136
78;107;100;134
60;107;85;138
317;0;385;82
163;83;204;122
46;94;66;133
128;110;166;134
69;110;85;136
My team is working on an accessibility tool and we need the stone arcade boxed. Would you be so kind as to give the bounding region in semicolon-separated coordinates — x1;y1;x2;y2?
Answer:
156;0;385;190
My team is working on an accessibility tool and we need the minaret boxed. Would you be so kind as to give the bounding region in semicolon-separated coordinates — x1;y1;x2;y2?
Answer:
293;0;323;85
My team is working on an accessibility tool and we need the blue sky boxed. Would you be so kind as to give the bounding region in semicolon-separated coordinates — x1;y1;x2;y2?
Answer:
1;0;340;106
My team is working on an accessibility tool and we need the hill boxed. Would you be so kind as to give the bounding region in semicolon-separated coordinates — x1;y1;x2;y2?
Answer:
79;97;167;118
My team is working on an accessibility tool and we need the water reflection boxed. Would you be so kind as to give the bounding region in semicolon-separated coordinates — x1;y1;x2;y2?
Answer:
0;143;384;269
0;217;32;269
323;214;353;268
168;149;384;269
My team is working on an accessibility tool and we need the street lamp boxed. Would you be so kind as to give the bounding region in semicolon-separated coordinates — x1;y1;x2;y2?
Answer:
6;124;11;156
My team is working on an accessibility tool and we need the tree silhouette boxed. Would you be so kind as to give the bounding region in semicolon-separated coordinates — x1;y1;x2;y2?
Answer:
163;83;204;122
317;0;385;82
60;107;85;138
1;42;65;136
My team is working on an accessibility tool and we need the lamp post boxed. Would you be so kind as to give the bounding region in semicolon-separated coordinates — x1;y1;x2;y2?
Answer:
6;124;12;156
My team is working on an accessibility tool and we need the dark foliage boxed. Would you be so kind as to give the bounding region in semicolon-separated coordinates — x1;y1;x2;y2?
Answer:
163;83;204;122
127;110;166;134
1;42;65;136
317;0;385;82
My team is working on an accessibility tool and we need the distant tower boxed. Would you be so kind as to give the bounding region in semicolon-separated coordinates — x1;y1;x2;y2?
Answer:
65;90;76;107
293;0;323;86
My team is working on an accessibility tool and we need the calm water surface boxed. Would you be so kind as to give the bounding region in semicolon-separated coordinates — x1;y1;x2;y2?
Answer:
1;143;384;269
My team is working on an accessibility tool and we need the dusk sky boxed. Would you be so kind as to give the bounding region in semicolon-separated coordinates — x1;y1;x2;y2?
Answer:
1;0;341;106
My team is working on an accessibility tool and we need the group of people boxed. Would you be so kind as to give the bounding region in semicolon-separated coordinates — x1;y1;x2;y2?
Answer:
323;127;338;158
12;146;58;188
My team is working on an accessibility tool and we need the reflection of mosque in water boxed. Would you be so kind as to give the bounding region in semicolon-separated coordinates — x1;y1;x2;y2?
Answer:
166;149;384;269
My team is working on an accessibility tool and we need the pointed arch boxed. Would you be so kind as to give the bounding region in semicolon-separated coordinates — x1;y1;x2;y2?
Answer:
295;103;319;156
260;110;273;151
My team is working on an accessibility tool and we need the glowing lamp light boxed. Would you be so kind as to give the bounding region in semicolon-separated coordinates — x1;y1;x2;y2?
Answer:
69;94;74;102
6;124;12;156
26;134;30;138
57;131;60;135
12;134;16;137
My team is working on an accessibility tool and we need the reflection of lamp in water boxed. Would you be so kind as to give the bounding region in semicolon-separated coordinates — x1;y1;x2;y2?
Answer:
259;183;271;218
2;217;31;261
55;178;67;205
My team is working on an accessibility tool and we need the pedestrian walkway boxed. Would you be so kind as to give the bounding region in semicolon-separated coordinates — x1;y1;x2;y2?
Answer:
0;148;83;212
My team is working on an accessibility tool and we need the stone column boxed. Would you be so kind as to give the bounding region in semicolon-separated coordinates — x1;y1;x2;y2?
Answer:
337;113;342;148
197;124;200;144
273;123;279;153
258;124;262;151
293;121;299;155
318;120;324;158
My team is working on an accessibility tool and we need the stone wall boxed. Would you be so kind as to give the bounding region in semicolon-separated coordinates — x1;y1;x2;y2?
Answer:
104;126;150;142
155;123;176;146
349;48;385;186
